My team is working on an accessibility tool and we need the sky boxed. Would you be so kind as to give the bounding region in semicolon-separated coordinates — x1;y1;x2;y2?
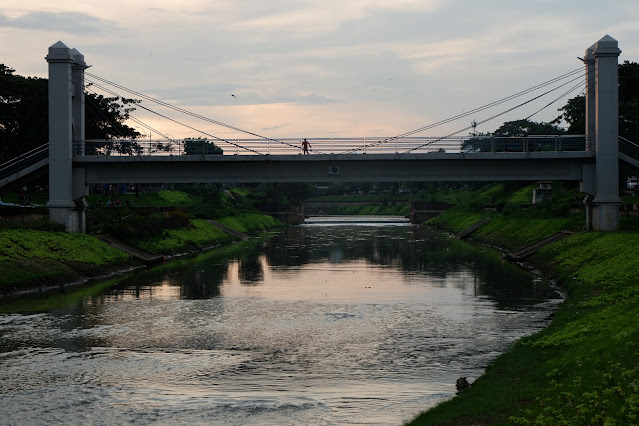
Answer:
2;0;638;143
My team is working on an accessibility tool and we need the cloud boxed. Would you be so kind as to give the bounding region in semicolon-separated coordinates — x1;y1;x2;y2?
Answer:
291;93;336;105
0;11;118;35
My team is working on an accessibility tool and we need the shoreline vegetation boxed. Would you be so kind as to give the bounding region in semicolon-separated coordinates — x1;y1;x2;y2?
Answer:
0;191;283;300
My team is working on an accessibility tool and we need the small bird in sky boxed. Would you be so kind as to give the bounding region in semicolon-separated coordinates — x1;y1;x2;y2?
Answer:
231;94;237;99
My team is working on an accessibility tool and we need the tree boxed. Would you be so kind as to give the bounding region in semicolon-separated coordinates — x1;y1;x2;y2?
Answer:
557;61;639;142
619;61;639;142
84;91;142;155
461;132;491;153
0;64;142;162
0;65;48;161
460;119;565;153
556;95;585;135
492;119;564;137
183;137;223;155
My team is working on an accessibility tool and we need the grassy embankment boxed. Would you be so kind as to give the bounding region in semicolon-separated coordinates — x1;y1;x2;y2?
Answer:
0;227;133;294
0;233;273;314
408;184;639;425
0;189;282;295
125;213;280;254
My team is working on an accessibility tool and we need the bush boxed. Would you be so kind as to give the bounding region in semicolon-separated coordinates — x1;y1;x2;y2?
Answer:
162;209;191;229
0;217;65;232
106;210;192;242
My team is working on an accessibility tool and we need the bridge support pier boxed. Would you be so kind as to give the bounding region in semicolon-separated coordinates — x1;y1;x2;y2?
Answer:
583;36;621;231
46;41;88;233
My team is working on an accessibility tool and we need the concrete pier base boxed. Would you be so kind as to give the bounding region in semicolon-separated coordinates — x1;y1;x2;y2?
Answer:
48;205;84;233
593;203;620;232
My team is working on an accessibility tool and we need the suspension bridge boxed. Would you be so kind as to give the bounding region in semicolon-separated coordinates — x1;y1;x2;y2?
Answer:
1;36;635;232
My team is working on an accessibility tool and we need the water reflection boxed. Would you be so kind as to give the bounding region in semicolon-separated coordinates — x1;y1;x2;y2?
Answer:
80;222;557;310
237;224;557;310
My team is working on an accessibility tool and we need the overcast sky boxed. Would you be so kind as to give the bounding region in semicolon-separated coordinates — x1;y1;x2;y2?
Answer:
2;0;638;142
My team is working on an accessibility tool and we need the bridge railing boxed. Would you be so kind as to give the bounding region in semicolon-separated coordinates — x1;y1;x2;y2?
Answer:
0;143;49;181
79;135;586;157
619;136;639;162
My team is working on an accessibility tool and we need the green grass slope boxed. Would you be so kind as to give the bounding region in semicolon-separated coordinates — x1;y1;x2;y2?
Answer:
409;203;639;424
0;230;132;293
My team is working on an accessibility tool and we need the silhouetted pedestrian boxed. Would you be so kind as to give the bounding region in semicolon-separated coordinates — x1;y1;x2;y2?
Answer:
302;139;311;154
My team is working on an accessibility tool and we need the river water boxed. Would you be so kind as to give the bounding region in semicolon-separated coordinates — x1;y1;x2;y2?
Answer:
0;217;561;425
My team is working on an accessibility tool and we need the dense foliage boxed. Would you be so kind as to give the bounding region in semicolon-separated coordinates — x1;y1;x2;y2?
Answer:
182;137;223;155
104;209;192;242
492;118;564;137
0;64;48;162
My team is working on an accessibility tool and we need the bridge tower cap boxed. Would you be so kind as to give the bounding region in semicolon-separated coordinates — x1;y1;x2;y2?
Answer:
593;35;621;56
50;40;69;49
584;44;595;61
46;41;73;62
70;48;86;67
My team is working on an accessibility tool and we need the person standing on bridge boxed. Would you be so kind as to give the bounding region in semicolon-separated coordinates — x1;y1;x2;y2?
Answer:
302;138;311;154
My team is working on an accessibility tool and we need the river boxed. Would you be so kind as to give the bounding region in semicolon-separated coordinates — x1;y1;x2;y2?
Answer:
0;217;562;425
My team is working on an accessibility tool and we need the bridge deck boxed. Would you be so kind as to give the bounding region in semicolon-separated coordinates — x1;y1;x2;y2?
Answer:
74;151;595;184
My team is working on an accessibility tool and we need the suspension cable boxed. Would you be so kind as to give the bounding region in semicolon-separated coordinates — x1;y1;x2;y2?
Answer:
343;67;584;153
404;74;585;153
86;81;263;154
524;81;585;122
134;104;263;154
85;73;301;151
128;116;174;141
86;84;175;141
84;89;128;139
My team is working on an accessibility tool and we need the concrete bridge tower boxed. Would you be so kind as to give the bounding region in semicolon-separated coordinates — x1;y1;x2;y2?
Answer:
583;35;622;231
45;41;87;233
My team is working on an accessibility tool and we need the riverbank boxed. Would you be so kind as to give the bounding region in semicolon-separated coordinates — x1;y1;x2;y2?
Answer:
0;212;282;298
408;208;639;424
